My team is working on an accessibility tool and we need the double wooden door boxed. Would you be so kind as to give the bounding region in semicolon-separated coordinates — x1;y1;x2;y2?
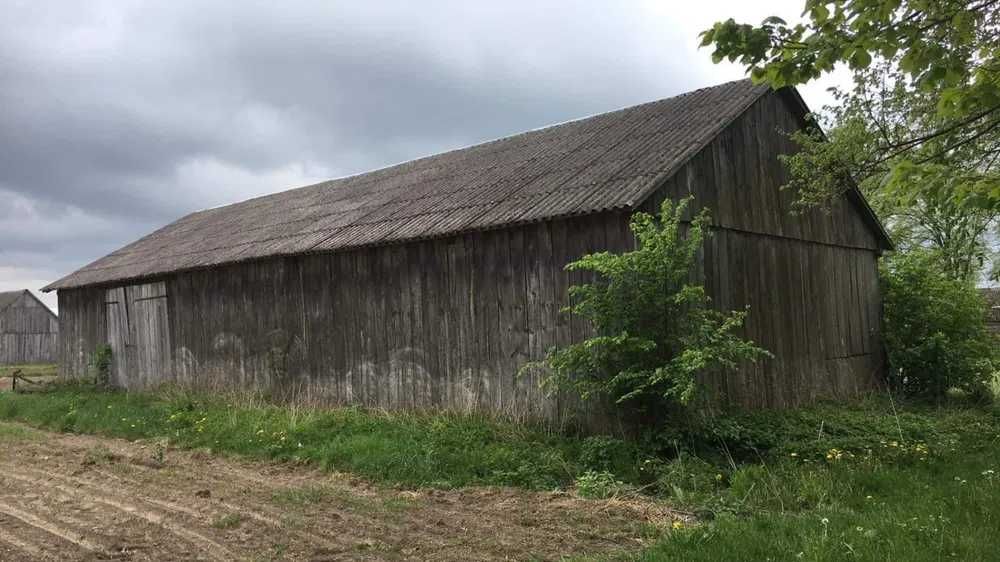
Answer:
104;282;171;388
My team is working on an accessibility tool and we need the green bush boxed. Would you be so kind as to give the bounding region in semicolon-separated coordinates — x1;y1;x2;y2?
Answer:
646;453;724;506
578;435;640;475
533;197;769;417
881;249;996;400
575;470;627;499
88;345;113;387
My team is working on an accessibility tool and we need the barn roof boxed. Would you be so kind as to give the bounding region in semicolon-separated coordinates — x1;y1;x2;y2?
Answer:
45;79;891;291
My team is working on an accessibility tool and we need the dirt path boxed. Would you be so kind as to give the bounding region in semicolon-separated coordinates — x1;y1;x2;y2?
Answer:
0;423;677;561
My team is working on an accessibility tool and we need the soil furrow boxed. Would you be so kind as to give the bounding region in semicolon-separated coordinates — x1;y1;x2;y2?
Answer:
0;467;234;561
0;422;674;561
0;521;56;560
88;467;355;553
0;498;104;554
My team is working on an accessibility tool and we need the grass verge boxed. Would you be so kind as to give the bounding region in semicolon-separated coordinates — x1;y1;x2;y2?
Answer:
0;383;580;488
612;400;1000;561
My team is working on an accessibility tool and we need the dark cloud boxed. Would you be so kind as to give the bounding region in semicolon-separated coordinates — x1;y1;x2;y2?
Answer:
1;1;825;309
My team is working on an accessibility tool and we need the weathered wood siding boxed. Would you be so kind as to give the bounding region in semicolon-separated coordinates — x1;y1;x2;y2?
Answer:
58;213;631;426
0;292;59;365
641;91;884;407
57;287;105;377
55;89;885;421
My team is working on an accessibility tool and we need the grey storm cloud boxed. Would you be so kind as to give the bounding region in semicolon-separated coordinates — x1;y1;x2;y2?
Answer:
0;0;818;308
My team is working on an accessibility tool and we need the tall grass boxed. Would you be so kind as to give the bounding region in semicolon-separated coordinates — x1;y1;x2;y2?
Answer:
618;397;1000;561
0;383;579;488
629;446;1000;561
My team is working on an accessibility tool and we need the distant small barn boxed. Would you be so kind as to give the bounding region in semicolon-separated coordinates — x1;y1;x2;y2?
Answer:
45;80;892;423
982;288;1000;334
0;290;59;366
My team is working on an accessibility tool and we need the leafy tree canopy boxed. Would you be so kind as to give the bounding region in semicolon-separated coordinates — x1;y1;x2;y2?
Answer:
701;0;1000;212
779;61;1000;280
880;248;997;400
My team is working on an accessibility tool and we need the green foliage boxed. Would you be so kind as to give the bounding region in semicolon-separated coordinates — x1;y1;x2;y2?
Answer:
637;459;1000;561
575;470;627;499
880;249;997;399
612;397;1000;560
622;405;1000;561
271;485;331;507
643;453;725;507
536;197;769;414
578;435;641;476
88;345;113;387
702;1;1000;211
701;0;991;96
777;62;999;280
0;422;41;443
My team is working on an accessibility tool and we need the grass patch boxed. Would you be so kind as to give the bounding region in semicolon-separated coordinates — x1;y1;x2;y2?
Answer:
272;483;412;514
629;453;1000;561
610;399;1000;561
271;485;330;507
0;421;42;442
0;383;581;489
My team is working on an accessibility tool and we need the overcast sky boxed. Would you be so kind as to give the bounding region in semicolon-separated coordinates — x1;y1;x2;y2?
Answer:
1;1;847;311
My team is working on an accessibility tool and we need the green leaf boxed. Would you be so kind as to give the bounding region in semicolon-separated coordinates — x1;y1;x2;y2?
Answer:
849;48;871;69
699;29;715;47
811;3;830;23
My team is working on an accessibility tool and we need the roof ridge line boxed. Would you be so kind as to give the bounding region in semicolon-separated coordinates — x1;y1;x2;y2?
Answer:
191;78;757;216
44;78;782;291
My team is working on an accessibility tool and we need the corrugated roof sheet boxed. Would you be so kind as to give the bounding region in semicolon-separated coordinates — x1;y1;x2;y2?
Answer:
46;79;769;291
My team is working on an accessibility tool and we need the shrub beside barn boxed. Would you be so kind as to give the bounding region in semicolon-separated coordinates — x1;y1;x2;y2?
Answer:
44;80;892;425
0;290;58;365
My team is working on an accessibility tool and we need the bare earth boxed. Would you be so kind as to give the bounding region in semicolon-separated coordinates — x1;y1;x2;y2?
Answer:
0;423;678;561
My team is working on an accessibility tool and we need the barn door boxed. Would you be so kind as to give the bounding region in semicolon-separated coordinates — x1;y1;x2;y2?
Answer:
104;287;131;386
130;282;171;388
105;282;171;389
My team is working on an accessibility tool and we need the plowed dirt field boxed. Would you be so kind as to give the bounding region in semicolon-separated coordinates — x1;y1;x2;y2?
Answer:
0;423;675;561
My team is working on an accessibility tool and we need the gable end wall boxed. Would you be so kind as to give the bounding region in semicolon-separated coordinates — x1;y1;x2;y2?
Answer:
640;90;884;407
0;292;60;365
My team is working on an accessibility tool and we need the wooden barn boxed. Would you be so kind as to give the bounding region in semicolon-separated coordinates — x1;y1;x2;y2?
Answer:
0;290;59;366
45;80;892;423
